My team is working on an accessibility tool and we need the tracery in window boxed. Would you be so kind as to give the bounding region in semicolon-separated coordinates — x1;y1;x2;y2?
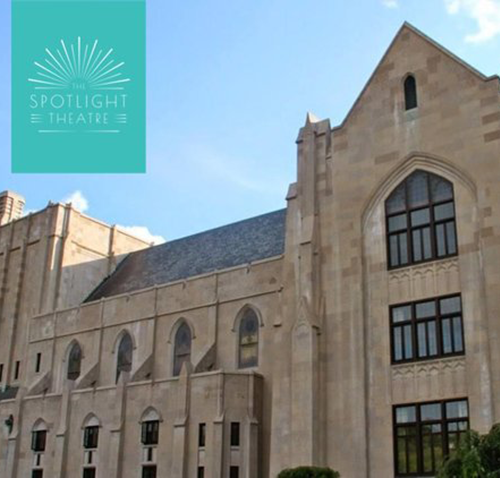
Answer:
116;333;133;383
386;170;457;269
238;308;259;369
173;322;192;377
67;342;82;381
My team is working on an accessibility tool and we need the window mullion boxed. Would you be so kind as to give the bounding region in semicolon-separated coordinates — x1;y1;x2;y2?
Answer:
416;405;423;475
412;305;418;362
436;300;443;358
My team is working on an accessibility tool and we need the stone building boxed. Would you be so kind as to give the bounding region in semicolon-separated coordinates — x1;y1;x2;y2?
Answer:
1;22;500;478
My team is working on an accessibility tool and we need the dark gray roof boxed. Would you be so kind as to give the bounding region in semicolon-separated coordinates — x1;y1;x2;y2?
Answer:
86;209;286;302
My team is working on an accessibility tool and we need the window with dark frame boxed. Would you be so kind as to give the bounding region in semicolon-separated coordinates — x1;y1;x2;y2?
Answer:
0;363;3;382
14;360;20;380
394;399;469;476
82;468;96;478
83;426;99;449
404;75;418;110
35;353;42;373
198;423;206;448
173;322;192;377
386;170;457;269
391;295;464;364
238;308;259;369
67;342;82;381
32;470;43;478
198;466;205;478
31;430;47;452
142;465;157;478
230;466;240;478
141;420;159;446
116;333;133;383
230;422;240;447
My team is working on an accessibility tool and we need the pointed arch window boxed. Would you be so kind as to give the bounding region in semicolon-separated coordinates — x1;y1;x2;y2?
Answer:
404;75;417;110
31;422;47;452
116;333;133;383
238;308;259;369
386;170;457;269
67;342;82;381
173;323;192;377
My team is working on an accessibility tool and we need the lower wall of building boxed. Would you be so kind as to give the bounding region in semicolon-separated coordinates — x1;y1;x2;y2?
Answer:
0;371;263;478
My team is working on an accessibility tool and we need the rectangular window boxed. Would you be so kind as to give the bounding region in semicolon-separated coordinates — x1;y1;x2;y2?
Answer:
230;466;239;478
394;399;469;476
83;469;96;478
142;465;157;478
32;471;43;478
230;422;240;447
35;353;42;373
141;421;159;446
83;426;99;449
391;295;464;364
31;430;47;452
198;466;205;478
14;361;20;380
198;423;206;448
0;363;3;382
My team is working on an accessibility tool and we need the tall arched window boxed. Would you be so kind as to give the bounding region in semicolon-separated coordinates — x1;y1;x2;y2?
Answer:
173;323;191;376
238;308;259;369
404;75;418;110
386;170;457;268
116;333;133;383
67;342;82;381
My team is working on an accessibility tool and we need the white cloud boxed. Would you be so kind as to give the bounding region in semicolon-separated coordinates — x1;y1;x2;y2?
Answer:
62;190;89;213
445;0;500;43
116;225;165;245
382;0;399;8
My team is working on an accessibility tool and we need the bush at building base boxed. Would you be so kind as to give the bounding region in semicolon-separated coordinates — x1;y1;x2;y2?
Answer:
277;466;340;478
437;424;500;477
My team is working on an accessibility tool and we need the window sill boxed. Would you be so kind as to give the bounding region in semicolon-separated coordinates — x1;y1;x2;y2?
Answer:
392;354;465;368
388;254;458;273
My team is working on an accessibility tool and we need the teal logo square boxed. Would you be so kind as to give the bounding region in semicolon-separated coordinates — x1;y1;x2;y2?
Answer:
12;0;146;173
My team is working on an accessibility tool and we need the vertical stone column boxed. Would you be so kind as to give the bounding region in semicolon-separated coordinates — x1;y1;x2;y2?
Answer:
171;363;191;478
289;114;327;467
245;373;259;478
4;388;25;478
53;380;74;477
108;372;128;478
210;372;224;478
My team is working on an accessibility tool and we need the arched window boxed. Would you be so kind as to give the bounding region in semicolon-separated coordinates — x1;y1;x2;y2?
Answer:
386;170;457;268
141;408;160;446
67;342;82;381
404;75;418;110
173;322;192;377
31;420;48;453
116;333;133;383
238;308;259;369
83;415;100;449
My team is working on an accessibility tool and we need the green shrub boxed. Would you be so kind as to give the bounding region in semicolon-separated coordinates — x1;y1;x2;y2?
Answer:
277;466;340;478
437;424;500;477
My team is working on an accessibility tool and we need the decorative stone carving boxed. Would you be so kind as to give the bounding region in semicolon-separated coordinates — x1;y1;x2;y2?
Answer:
388;257;459;303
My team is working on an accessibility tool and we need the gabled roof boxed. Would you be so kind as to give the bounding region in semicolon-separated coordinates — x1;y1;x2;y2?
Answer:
85;209;287;302
332;22;499;132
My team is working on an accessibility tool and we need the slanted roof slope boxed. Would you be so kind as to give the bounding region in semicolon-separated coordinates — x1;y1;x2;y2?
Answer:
86;209;287;301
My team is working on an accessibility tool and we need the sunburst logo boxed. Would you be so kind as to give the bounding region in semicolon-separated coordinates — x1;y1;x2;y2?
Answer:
28;37;131;91
27;37;132;135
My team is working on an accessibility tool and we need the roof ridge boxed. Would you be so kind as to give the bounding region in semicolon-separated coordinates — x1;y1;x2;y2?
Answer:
144;208;286;250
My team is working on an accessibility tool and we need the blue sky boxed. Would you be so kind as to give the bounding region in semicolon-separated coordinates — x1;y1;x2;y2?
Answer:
1;0;500;242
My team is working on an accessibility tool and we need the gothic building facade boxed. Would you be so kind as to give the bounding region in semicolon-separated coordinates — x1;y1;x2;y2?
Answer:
1;23;500;477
